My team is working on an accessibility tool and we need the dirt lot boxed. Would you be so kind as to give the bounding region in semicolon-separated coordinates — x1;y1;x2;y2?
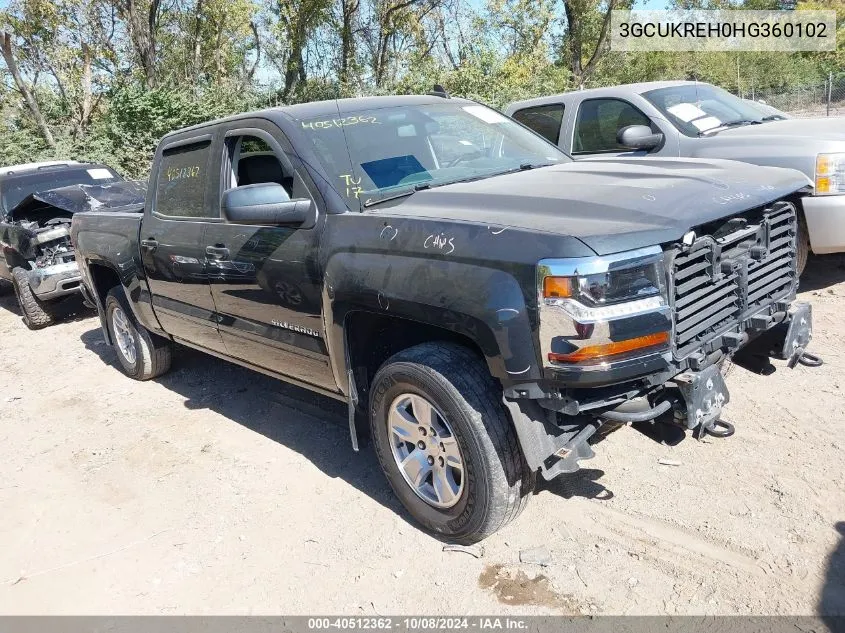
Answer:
1;256;844;616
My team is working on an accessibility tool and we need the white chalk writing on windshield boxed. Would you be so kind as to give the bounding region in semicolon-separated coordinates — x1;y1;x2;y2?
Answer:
302;116;380;130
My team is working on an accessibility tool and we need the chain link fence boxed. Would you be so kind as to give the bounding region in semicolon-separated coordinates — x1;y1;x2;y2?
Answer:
737;74;845;118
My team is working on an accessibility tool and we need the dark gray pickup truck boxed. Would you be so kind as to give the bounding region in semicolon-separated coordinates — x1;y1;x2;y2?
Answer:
71;94;814;542
0;161;140;328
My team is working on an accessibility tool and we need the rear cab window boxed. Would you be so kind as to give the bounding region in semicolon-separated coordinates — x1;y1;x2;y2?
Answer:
512;104;565;145
155;140;213;218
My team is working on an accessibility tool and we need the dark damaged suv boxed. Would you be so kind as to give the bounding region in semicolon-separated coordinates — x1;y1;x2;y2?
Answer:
71;95;814;542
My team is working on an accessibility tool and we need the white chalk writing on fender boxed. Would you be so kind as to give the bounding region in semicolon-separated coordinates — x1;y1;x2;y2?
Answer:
424;233;456;254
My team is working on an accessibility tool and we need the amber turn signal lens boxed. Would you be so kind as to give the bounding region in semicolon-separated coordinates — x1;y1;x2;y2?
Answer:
816;176;831;194
548;330;670;363
543;276;573;298
817;154;831;175
816;155;834;193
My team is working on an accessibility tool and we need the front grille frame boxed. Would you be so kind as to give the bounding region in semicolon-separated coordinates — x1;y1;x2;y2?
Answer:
666;201;799;359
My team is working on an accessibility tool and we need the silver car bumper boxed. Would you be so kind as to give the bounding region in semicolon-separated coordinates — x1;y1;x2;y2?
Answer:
803;194;845;255
26;262;82;300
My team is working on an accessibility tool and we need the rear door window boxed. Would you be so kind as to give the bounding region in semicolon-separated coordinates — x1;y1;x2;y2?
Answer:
155;140;213;218
512;104;565;145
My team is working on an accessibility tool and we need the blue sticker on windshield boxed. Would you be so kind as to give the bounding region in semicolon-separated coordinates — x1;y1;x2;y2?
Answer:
360;155;432;189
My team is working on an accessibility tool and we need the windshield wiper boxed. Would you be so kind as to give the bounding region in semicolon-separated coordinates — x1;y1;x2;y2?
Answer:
698;119;762;136
362;182;431;208
361;162;556;208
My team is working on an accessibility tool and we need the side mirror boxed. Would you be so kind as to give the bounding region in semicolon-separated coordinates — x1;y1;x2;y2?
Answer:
617;125;664;151
222;183;310;226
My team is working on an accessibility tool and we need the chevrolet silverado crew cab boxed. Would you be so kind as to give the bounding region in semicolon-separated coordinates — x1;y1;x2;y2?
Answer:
505;80;845;274
72;94;814;543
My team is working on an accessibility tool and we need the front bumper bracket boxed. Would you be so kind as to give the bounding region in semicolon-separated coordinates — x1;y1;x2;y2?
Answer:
780;302;813;368
673;363;730;432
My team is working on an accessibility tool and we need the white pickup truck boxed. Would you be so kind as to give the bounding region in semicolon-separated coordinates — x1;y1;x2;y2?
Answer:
505;80;844;274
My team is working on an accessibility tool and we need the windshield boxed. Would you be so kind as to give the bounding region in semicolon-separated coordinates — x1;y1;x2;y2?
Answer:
0;166;122;214
742;99;790;121
643;84;768;136
300;102;569;208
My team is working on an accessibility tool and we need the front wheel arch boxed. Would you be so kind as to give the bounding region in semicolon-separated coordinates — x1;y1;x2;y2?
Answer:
789;196;810;276
342;311;501;439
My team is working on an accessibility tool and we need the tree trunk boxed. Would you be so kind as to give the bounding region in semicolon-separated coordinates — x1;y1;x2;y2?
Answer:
0;32;56;149
191;0;205;82
122;0;160;89
339;0;359;85
279;0;309;101
240;21;261;90
284;47;305;99
563;1;583;86
283;15;309;100
79;43;94;135
214;10;227;83
372;0;423;88
564;0;615;87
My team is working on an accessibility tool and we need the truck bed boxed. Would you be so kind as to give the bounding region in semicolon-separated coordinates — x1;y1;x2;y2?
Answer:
71;210;144;279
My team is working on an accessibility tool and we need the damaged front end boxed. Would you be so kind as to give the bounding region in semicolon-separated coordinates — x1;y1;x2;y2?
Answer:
511;199;818;480
1;201;82;302
1;181;146;301
17;221;82;299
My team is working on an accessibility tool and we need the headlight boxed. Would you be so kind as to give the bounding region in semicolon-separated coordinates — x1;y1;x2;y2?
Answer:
538;248;671;365
543;260;666;318
815;153;845;195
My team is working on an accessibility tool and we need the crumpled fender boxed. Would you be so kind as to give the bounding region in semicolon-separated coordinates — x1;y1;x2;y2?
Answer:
322;251;542;394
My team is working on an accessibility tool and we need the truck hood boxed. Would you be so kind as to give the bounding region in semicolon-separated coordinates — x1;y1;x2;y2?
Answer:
689;118;845;180
710;117;845;142
380;157;810;255
8;180;147;220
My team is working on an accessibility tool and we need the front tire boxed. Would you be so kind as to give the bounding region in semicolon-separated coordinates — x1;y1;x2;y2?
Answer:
369;342;535;544
797;211;809;276
11;267;55;329
105;286;172;380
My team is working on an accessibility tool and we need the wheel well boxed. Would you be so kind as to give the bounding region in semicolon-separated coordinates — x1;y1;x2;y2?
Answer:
88;263;121;307
3;248;29;271
345;311;488;414
790;195;809;241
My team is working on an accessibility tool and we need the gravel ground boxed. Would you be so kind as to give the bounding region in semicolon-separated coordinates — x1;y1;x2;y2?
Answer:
0;255;843;616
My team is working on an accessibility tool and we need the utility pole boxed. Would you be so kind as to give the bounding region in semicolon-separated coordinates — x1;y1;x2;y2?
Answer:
736;56;741;97
828;71;833;117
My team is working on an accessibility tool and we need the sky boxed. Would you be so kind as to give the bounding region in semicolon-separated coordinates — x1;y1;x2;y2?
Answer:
635;0;673;8
0;0;671;10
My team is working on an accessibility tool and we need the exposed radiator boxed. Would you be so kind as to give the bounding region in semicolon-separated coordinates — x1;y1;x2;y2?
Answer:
669;201;798;357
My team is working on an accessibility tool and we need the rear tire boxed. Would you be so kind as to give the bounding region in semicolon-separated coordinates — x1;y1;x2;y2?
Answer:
105;286;172;380
369;342;535;544
11;267;55;329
